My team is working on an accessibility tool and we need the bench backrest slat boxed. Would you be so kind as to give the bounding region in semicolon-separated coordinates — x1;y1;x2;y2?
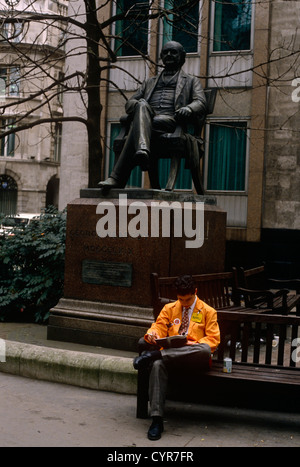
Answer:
229;322;239;361
253;322;261;364
265;323;274;365
278;325;286;366
241;321;251;362
291;325;299;367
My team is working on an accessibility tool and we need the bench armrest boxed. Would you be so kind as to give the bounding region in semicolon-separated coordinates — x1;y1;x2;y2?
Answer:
268;278;300;294
236;286;288;309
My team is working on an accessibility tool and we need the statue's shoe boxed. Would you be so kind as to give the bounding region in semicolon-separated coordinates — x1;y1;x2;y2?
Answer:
98;177;120;193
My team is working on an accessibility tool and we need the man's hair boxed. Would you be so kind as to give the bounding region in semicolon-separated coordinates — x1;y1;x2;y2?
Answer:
174;275;195;295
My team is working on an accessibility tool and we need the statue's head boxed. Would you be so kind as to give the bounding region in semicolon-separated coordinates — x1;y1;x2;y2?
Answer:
160;41;186;70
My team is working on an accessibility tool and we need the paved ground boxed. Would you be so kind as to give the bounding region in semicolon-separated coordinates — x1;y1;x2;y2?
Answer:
1;372;300;448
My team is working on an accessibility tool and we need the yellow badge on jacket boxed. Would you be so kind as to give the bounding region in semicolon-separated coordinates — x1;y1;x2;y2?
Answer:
191;311;202;323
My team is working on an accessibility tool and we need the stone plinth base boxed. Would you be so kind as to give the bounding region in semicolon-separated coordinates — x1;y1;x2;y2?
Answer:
47;299;152;352
48;189;227;350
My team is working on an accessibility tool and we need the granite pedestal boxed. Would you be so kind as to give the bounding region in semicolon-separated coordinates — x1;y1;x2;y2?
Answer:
48;189;226;351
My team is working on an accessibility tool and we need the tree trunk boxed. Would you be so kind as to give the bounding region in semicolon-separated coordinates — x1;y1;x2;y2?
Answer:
85;0;102;187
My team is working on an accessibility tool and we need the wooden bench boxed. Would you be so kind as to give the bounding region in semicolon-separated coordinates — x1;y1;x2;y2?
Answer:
151;271;251;320
233;265;300;315
136;311;300;418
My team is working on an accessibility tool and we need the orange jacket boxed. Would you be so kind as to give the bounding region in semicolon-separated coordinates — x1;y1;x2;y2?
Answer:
145;297;220;353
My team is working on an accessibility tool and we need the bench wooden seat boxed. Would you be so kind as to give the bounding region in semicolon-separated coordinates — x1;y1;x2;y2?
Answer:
233;265;300;315
207;361;300;384
136;311;300;418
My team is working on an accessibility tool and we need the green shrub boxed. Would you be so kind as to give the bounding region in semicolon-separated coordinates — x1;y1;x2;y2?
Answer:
0;206;66;323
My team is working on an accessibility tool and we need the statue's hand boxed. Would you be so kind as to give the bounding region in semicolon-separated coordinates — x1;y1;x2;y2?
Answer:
125;98;139;115
175;106;193;118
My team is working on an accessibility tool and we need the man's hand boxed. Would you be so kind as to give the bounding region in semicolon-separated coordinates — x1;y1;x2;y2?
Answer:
146;332;159;344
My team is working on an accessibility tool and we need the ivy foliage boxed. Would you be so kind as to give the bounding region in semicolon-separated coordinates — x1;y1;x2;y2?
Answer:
0;206;66;323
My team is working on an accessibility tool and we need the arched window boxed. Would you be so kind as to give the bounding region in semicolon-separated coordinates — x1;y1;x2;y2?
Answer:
0;175;17;215
46;176;59;208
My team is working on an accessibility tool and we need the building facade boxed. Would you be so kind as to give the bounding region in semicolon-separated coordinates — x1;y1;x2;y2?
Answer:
0;0;67;215
2;1;298;276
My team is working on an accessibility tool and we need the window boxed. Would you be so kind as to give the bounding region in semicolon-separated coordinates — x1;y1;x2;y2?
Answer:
0;21;23;43
0;175;17;215
54;123;62;162
162;0;199;53
213;0;252;52
57;72;64;105
0;119;15;157
206;121;247;191
0;67;20;97
114;0;149;57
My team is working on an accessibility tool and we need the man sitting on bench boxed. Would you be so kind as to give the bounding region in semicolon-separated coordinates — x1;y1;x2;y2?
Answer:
133;274;220;441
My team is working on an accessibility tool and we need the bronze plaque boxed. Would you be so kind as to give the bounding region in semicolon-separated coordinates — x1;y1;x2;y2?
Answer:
82;260;132;287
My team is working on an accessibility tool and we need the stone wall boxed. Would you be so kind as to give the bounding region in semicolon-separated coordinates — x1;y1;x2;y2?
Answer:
263;1;300;230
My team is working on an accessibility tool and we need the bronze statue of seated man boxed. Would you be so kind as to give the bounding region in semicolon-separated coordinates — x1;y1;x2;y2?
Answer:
98;41;207;191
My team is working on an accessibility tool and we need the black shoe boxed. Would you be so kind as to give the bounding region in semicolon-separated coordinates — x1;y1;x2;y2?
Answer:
148;417;164;441
133;351;154;370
